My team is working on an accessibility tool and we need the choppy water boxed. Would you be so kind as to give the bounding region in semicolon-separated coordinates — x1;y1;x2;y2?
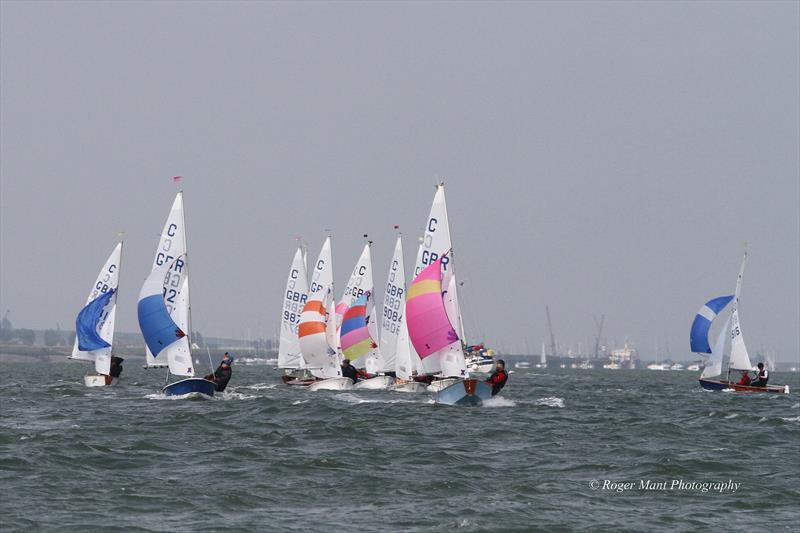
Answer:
1;362;798;532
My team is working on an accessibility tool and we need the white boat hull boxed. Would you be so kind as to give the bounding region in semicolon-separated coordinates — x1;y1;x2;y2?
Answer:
307;377;355;391
84;374;117;387
353;375;395;390
427;378;461;393
390;381;428;393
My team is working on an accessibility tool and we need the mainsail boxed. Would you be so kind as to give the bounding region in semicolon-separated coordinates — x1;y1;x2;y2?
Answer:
689;295;734;354
728;252;752;371
144;192;189;370
380;235;405;373
70;242;123;375
278;246;309;369
406;257;466;377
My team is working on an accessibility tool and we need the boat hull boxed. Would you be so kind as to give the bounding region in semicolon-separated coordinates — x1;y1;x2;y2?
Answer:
163;378;216;398
353;375;395;390
699;378;789;394
391;380;428;393
281;374;318;387
427;377;461;393
435;378;493;406
307;377;354;391
84;374;117;387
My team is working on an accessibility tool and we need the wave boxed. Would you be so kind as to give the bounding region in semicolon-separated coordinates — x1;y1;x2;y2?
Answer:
482;396;517;408
535;396;565;408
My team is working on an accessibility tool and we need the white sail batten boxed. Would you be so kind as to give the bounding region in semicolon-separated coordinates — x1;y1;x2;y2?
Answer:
278;247;309;369
71;242;123;375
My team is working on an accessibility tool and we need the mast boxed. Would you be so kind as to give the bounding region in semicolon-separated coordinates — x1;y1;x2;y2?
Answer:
439;182;467;345
546;305;557;358
593;314;605;359
726;249;748;381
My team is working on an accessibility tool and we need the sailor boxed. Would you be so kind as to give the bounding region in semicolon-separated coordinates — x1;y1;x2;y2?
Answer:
109;356;124;379
205;352;234;392
750;363;769;387
341;358;359;383
737;370;751;386
485;359;508;396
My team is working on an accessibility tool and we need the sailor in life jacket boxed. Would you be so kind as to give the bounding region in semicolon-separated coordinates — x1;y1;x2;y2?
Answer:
751;363;769;387
737;370;751;386
485;359;509;396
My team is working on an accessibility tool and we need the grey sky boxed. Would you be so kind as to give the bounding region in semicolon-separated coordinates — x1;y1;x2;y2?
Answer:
1;1;798;360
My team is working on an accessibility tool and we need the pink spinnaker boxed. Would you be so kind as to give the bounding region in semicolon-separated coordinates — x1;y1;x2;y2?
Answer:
406;257;459;358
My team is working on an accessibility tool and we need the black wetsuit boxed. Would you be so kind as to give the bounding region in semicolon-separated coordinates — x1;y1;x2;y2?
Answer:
341;364;359;383
109;357;124;378
486;369;508;396
212;364;232;392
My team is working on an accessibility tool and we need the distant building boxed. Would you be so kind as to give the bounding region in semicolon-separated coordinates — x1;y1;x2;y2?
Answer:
610;343;637;364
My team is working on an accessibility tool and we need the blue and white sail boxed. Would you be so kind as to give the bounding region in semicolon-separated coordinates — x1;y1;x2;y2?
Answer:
690;295;734;354
143;192;190;371
137;257;193;376
70;242;123;375
700;314;731;379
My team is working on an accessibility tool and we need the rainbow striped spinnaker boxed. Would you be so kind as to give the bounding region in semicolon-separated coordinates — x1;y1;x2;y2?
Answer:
340;292;378;363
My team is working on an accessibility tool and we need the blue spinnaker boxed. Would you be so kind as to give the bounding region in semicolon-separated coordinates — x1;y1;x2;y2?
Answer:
137;293;184;358
76;289;115;352
689;295;734;354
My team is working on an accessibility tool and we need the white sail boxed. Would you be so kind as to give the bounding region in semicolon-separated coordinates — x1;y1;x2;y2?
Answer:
298;237;341;378
145;192;188;369
413;184;467;376
540;342;547;365
71;242;123;375
278;246;309;369
168;274;194;377
414;184;453;277
441;270;467;377
728;252;752;371
341;243;374;309
380;235;405;373
701;315;730;379
395;311;414;381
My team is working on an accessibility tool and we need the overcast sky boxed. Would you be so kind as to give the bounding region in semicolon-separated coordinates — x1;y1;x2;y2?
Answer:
1;1;798;361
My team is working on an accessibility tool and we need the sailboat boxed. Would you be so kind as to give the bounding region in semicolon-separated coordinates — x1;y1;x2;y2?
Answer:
137;191;216;398
298;236;353;391
278;243;316;386
70;241;123;387
407;184;493;405
534;343;547;369
692;251;789;394
381;231;427;393
337;240;393;390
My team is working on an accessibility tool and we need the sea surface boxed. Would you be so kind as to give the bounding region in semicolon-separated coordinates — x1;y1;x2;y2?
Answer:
1;361;798;532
